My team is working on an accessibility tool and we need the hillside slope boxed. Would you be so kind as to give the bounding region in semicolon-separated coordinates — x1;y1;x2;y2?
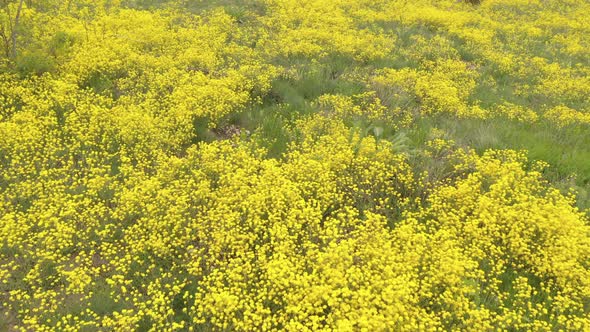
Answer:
1;0;589;330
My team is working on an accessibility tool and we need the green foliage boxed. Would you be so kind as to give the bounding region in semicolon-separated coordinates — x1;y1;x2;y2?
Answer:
48;31;75;58
14;51;55;76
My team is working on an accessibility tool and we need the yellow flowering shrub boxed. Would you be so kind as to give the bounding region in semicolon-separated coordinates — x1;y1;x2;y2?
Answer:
494;103;539;123
543;105;590;128
317;91;412;128
372;60;482;118
261;0;394;62
1;0;590;331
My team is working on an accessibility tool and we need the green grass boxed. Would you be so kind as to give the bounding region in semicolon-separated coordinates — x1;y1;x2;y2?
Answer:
411;115;590;211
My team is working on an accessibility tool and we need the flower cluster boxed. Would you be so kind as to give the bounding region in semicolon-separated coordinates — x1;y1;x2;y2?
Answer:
1;0;589;330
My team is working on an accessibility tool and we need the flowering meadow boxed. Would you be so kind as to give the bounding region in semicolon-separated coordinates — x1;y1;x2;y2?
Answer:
1;0;590;330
